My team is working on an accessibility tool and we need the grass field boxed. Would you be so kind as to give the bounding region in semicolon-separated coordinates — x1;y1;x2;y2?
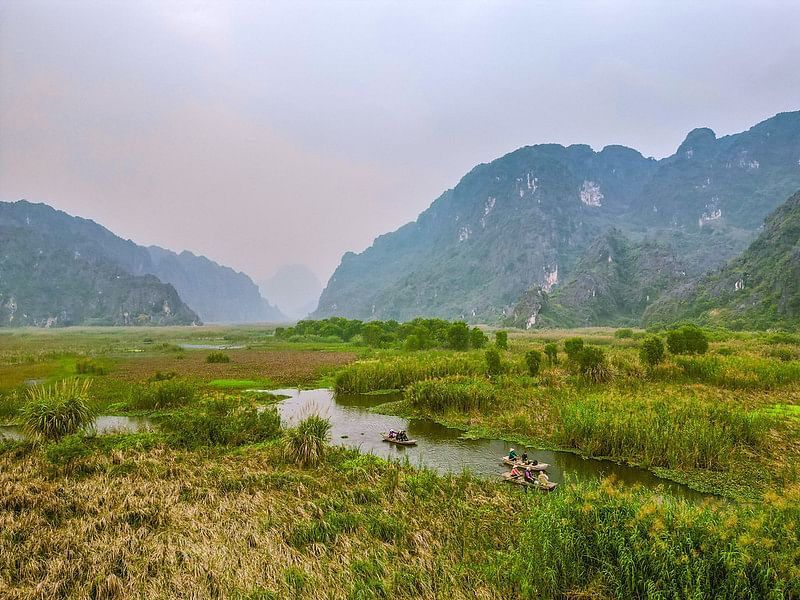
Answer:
1;324;799;598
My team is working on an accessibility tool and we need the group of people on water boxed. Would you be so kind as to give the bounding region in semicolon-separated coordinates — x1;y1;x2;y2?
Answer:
387;429;409;442
507;448;551;487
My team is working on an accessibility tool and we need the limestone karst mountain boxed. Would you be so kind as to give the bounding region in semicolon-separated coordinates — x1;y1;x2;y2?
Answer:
314;111;800;327
0;200;282;326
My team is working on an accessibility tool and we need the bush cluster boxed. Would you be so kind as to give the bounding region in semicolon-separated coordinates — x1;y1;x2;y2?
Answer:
277;317;490;351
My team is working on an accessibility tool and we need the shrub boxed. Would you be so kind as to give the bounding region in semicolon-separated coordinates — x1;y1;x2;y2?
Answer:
564;337;585;361
20;379;96;441
74;358;108;375
767;347;796;362
403;335;423;351
544;343;558;366
446;321;470;351
284;415;331;466
524;350;543;377
406;376;496;412
495;331;508;350
614;328;634;338
148;370;177;382
45;433;91;466
485;348;503;378
576;347;611;383
206;351;231;363
666;326;709;355
470;327;488;349
639;336;665;368
128;379;197;410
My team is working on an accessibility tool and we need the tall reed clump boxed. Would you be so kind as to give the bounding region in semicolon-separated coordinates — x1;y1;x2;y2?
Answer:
552;391;772;469
334;354;485;394
128;379;197;410
405;376;496;413
283;415;332;466
20;379;95;441
500;479;800;598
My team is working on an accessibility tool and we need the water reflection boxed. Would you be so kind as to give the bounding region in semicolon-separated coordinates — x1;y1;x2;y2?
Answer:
274;388;711;502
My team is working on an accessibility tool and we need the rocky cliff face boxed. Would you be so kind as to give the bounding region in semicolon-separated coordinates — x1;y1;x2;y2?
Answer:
315;111;800;326
644;190;800;329
0;200;281;326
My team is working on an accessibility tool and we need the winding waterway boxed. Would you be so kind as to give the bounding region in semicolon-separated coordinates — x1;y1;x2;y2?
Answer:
270;388;710;502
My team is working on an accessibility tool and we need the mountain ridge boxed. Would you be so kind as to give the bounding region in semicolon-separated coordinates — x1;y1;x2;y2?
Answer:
0;200;283;325
314;110;800;326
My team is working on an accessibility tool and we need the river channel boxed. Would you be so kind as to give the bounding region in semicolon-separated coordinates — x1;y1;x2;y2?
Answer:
271;388;711;502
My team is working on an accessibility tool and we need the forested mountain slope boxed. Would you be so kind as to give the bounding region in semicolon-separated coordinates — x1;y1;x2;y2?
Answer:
0;201;282;325
314;111;800;326
644;190;800;330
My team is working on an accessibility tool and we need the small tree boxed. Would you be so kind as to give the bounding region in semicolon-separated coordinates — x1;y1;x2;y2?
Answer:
544;343;558;366
564;337;584;361
485;348;503;378
524;349;543;377
470;327;488;349
577;346;611;383
447;321;471;351
683;326;709;354
639;336;665;368
667;326;709;355
362;323;384;347
495;331;508;350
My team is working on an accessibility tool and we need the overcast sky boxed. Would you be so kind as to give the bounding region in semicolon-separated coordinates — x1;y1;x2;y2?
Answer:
1;1;799;284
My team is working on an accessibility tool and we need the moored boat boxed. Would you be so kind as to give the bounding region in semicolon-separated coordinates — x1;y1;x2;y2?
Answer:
501;456;549;471
383;434;417;446
502;472;558;491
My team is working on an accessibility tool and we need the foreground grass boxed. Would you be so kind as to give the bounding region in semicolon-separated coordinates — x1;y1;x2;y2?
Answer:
0;438;798;599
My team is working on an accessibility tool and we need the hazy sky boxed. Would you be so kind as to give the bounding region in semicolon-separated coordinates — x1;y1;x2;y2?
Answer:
1;1;799;284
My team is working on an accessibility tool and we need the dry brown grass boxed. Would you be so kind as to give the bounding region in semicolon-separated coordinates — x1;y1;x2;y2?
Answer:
0;443;515;600
113;349;357;385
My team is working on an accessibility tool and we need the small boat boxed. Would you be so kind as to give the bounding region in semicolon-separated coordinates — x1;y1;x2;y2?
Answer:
502;472;558;491
501;457;549;471
382;434;417;446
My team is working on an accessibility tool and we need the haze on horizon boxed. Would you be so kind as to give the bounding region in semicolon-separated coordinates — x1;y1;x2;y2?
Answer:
1;1;799;285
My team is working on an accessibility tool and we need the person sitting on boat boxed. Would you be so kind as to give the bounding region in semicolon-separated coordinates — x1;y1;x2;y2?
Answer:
508;448;517;460
521;452;528;463
388;429;396;439
537;471;550;486
523;467;536;484
398;430;408;442
531;459;538;466
509;465;522;478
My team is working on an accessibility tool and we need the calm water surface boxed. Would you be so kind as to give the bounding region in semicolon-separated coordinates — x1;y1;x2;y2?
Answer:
270;388;711;502
0;415;155;441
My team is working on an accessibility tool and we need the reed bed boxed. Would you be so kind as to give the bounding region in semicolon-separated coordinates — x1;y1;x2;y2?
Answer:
333;353;486;394
405;375;496;413
550;390;773;470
